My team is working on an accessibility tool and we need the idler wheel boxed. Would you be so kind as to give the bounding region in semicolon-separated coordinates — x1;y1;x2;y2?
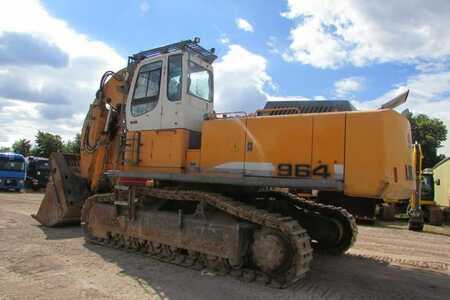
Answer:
251;229;293;274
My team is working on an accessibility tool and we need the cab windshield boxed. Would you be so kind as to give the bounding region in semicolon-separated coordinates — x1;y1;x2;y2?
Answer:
421;174;434;199
0;159;25;172
36;160;50;170
131;61;163;116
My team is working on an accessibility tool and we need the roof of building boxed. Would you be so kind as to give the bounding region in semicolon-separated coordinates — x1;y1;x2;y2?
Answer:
433;157;450;170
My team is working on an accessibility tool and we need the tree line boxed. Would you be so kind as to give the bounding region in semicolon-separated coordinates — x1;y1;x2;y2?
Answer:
0;113;447;168
0;131;81;158
405;112;447;168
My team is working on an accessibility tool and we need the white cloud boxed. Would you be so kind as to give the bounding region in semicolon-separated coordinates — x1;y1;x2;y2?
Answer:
219;35;230;45
282;0;450;68
267;95;310;102
140;1;150;14
334;76;364;98
236;18;254;33
214;44;312;111
214;44;270;112
284;17;347;69
352;72;450;156
0;0;124;146
280;0;450;155
267;36;281;55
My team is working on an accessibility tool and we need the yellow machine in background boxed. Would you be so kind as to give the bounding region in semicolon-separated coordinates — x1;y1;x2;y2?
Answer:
32;39;415;287
406;144;448;230
419;168;445;225
408;143;425;231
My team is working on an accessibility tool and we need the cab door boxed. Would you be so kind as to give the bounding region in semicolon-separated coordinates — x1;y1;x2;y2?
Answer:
182;54;214;132
160;53;184;129
159;52;214;131
126;58;165;131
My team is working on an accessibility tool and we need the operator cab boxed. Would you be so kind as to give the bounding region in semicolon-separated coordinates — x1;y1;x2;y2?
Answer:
421;168;434;201
126;38;216;132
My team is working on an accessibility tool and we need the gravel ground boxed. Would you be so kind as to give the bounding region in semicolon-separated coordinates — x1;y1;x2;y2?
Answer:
0;192;449;300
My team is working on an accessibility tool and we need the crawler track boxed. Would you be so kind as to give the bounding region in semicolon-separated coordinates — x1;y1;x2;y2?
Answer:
81;189;313;288
259;191;358;254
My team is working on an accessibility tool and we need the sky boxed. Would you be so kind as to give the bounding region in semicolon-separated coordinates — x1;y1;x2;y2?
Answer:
0;0;449;155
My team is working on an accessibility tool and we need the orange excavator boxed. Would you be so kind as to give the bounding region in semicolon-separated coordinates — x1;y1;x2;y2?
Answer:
33;38;415;287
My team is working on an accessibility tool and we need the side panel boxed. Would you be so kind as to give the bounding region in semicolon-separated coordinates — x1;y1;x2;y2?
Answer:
124;129;189;173
200;118;246;173
345;112;385;198
312;114;345;180
245;116;313;176
200;114;344;182
381;110;415;200
344;110;414;200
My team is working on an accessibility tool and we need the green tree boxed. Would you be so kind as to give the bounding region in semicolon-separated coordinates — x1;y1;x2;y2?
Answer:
0;146;11;152
406;112;447;168
63;133;81;154
12;138;32;156
31;131;64;158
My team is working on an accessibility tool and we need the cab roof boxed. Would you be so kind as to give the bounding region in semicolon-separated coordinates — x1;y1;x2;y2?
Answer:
131;38;217;65
0;152;25;161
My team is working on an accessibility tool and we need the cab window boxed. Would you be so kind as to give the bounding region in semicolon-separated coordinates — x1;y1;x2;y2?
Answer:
188;61;212;102
131;61;162;116
167;55;182;101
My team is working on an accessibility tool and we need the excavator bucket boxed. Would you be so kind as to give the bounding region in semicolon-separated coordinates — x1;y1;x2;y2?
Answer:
32;153;90;227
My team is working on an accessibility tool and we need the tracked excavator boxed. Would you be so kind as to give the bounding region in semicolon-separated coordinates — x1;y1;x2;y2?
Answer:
33;39;415;287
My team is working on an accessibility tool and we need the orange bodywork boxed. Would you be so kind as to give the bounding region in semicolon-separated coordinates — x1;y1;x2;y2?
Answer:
81;77;414;202
198;110;413;200
344;110;414;199
124;129;189;173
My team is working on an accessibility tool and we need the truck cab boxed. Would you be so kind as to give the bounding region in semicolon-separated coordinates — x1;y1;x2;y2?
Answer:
0;153;26;192
26;156;50;191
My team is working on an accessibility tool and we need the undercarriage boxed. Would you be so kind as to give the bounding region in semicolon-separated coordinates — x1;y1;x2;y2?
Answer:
81;187;357;287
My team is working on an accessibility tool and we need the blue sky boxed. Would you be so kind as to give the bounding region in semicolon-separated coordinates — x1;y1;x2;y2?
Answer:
41;0;413;100
0;0;449;154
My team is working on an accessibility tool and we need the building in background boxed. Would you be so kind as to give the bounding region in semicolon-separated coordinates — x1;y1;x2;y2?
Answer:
433;157;450;208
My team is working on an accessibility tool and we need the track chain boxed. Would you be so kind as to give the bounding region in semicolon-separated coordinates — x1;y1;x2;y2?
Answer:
261;190;358;254
82;189;313;288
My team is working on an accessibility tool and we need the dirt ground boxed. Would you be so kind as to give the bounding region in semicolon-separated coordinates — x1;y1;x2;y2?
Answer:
0;192;449;300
